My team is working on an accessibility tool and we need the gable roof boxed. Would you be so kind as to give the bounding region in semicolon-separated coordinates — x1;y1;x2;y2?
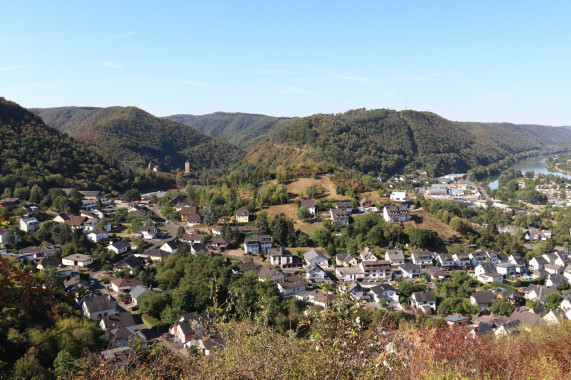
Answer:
304;249;330;262
471;291;496;304
101;312;136;330
110;240;131;250
111;278;144;288
412;291;436;303
84;295;116;313
130;285;150;299
300;199;316;208
277;275;306;290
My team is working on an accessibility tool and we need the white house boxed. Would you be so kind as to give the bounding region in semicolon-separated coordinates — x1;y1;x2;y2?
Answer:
383;205;410;223
108;241;131;255
86;230;109;243
160;240;180;254
110;278;144;293
62;253;93;267
277;275;306;297
369;283;400;307
469;250;488;266
436;254;455;268
496;262;517;276
360;247;378;262
411;291;437;312
390;190;409;202
399;262;420;279
411;251;433;266
335;266;365;282
529;256;547;271
330;208;350;226
136;226;157;240
82;295;117;319
305;264;327;281
304;249;330;268
359;260;392;281
243;238;261;254
268;246;295;267
452;253;471;267
384;249;405;265
19;217;40;232
300;200;317;215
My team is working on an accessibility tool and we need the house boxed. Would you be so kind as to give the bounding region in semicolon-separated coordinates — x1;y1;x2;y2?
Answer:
20;245;61;259
384;249;405;265
359;198;373;209
330;208;350;226
300;199;317;215
235;208;250;223
498;289;524;306
507;307;543;326
208;237;229;252
82;295;117;319
181;232;203;245
469;250;489;266
295;289;339;309
136;226;157;240
180;207;202;225
277;275;306;297
268;246;295;267
411;251;433;266
108;241;131;255
475;263;497;276
236;262;262;274
0;230;17;245
191;243;209;255
470;291;496;310
477;272;504;284
0;197;20;208
368;283;399;307
36;256;63;270
359;260;392;281
436;254;455;268
525;286;559;304
452;253;471;267
303;249;330;268
110;278;144;293
19;217;40;232
422;266;450;281
383;205;411;223
343;281;368;299
62;253;93;267
86;230;109;243
160;240;180;254
99;312;136;332
544;264;564;275
305;264;328;281
390;190;408;202
258;267;285;282
399;262;420;279
508;254;528;274
66;215;87;230
243;237;261;254
335;201;353;213
133;248;168;261
484;251;500;265
546;274;566;288
360;247;378;262
495;262;517;276
529;256;547;271
129;210;147;219
411;291;437;312
335;266;365;282
258;235;272;252
185;213;202;227
115;256;144;274
129;285;151;306
335;252;357;267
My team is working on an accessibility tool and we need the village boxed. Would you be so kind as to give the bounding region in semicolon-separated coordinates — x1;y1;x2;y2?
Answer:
1;171;571;363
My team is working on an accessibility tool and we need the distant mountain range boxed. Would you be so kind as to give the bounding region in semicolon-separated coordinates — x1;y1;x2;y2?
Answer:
29;104;571;178
31;106;245;173
0;98;133;191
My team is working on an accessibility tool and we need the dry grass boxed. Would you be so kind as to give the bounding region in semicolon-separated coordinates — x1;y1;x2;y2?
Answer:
404;209;459;240
285;176;352;200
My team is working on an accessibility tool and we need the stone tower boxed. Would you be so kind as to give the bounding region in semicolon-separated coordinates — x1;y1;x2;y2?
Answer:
185;160;190;173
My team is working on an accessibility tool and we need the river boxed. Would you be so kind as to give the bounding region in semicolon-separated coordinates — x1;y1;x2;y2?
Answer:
488;154;571;190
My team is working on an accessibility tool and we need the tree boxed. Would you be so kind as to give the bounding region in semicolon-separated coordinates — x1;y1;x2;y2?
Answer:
407;227;440;248
545;292;563;310
28;185;43;204
176;225;185;238
12;348;51;380
53;349;78;378
124;188;141;203
202;206;218;226
489;298;515;316
297;206;311;221
149;193;159;205
139;292;170;319
559;278;570;291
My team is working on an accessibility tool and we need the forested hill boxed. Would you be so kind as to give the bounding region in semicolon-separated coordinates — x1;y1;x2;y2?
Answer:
165;112;293;147
0;98;133;192
32;106;245;173
248;108;571;177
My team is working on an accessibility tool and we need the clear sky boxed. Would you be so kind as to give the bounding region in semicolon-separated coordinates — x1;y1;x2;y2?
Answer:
2;1;571;125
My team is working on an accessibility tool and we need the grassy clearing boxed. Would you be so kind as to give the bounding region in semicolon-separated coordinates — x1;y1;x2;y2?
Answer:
405;209;459;240
297;220;324;237
285;176;352;200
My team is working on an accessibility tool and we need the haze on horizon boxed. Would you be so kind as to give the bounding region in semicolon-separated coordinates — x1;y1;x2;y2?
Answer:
2;1;571;126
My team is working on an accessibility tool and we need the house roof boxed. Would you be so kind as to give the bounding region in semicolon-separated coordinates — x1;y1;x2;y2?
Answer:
62;253;93;262
385;249;405;261
101;312;136;330
369;283;396;294
304;249;330;262
67;215;87;227
185;212;202;223
137;226;157;234
129;210;147;219
300;199;316;208
140;248;169;258
37;256;63;268
111;278;144;288
412;291;436;303
305;263;325;273
531;256;547;265
236;208;250;216
268;246;292;257
399;262;420;271
278;275;306;290
508;308;543;325
237;262;262;273
130;285;150;299
258;267;284;280
336;252;354;262
110;241;131;250
85;295;116;313
471;291;496;304
116;255;144;269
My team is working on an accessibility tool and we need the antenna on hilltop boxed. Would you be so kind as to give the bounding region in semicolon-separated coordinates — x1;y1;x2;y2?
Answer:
405;99;407;110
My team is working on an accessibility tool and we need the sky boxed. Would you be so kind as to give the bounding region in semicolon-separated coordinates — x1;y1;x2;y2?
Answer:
1;1;571;125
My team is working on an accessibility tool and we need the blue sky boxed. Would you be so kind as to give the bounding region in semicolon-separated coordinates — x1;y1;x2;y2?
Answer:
1;1;571;125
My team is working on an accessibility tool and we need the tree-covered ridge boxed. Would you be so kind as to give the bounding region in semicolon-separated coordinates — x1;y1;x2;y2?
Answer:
165;112;293;147
249;108;571;177
0;98;133;192
33;106;246;173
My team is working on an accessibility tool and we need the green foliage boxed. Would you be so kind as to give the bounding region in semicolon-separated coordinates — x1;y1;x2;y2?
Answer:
488;298;515;316
545;292;563;310
435;271;477;299
406;227;441;249
33;105;245;173
297;206;311;221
